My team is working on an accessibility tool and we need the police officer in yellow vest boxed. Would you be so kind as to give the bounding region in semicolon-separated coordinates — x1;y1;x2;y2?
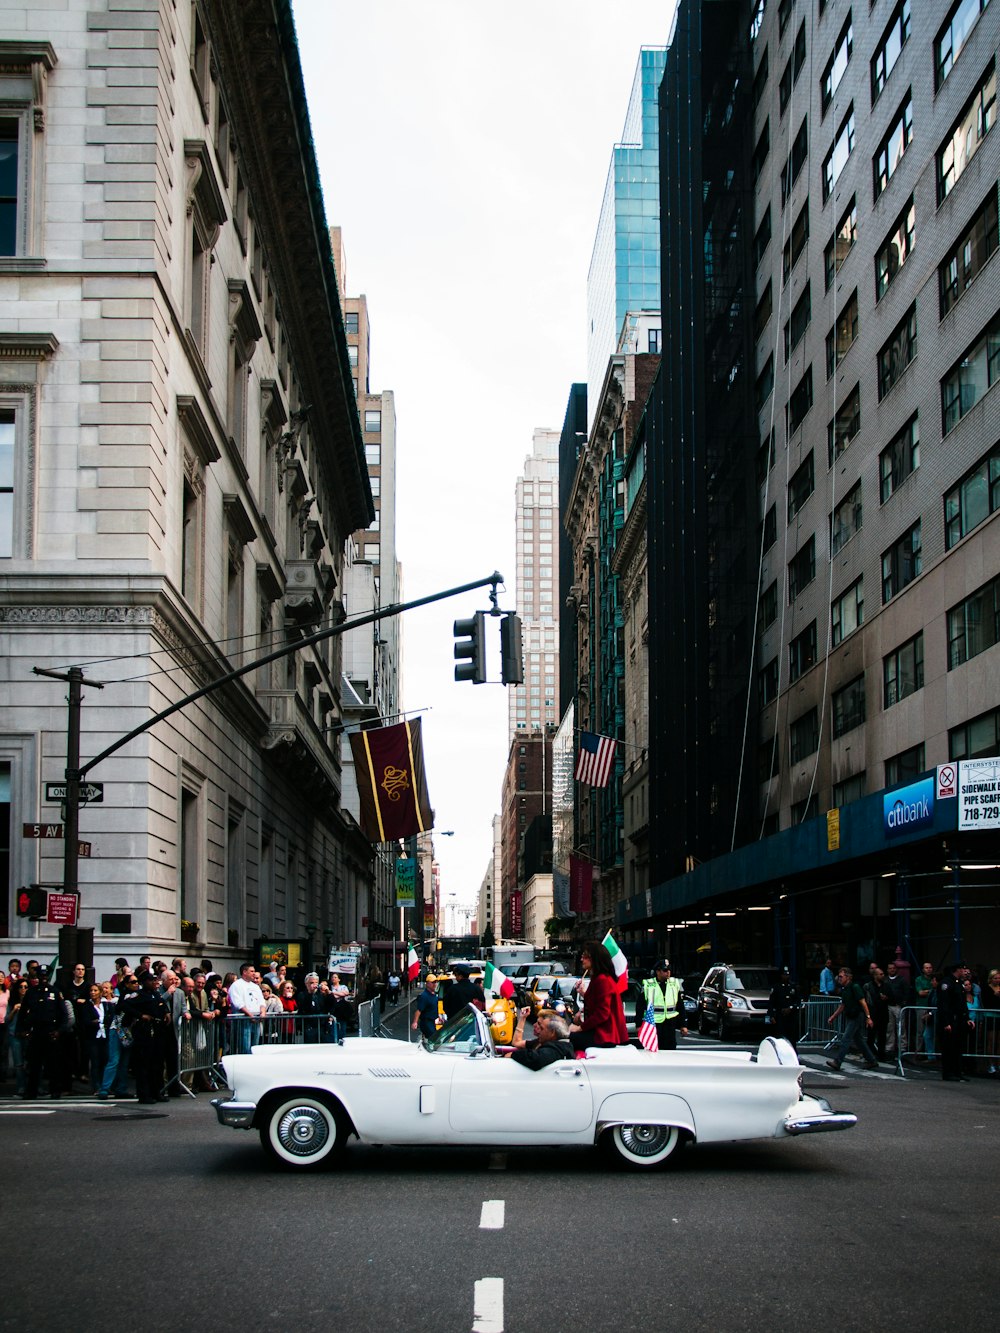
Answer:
639;959;688;1050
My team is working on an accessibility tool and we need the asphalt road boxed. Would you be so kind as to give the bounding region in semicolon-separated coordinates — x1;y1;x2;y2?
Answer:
3;1027;997;1332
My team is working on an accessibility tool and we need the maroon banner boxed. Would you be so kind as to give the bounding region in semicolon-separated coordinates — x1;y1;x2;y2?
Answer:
349;718;434;842
569;855;593;913
509;890;523;937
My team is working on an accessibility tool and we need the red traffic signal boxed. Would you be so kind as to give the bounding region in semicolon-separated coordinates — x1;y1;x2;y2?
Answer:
16;885;48;919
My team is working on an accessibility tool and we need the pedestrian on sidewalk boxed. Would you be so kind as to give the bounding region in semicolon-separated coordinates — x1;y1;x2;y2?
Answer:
826;967;879;1071
938;963;975;1082
412;977;439;1042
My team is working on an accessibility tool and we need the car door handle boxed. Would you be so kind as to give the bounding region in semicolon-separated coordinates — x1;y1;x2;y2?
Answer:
555;1065;582;1076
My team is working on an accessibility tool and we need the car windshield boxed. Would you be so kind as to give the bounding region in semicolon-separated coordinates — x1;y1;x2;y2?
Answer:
725;968;779;992
424;1005;491;1055
551;977;581;998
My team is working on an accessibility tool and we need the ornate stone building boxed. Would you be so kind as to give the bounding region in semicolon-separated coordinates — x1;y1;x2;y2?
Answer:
0;0;376;971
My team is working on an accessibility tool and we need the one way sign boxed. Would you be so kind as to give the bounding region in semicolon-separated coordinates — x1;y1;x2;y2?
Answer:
45;781;104;803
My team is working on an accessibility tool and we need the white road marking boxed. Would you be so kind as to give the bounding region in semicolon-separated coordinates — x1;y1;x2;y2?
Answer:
0;1109;56;1116
473;1278;504;1333
487;1151;507;1170
479;1200;505;1230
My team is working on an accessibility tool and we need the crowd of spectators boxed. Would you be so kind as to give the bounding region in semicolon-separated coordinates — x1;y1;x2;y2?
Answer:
0;954;360;1101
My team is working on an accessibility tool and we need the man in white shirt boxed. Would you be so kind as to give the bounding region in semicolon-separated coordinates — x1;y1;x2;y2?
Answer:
228;963;265;1054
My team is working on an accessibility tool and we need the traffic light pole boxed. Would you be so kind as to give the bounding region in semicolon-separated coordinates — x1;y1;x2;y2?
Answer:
32;571;506;908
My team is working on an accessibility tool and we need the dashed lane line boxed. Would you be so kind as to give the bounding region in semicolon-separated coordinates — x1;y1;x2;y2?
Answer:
473;1278;503;1333
479;1200;505;1230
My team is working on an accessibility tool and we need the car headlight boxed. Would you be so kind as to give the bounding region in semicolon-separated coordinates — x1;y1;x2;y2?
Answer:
727;995;749;1009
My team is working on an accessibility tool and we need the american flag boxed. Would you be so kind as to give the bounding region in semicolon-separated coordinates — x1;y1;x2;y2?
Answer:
574;730;617;787
638;997;659;1052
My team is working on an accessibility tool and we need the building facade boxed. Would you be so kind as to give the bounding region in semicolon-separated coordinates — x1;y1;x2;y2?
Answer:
508;428;560;740
0;0;375;972
499;729;553;938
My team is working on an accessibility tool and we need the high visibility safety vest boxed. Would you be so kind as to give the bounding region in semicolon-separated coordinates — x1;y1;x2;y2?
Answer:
642;976;681;1022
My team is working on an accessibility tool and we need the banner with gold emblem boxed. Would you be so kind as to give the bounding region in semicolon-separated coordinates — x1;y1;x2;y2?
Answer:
349;718;434;842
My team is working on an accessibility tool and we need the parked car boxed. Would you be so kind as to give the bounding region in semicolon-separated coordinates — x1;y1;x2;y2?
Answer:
213;1003;856;1171
698;964;782;1039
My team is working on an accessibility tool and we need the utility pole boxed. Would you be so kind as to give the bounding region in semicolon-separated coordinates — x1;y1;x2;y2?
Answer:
32;571;508;918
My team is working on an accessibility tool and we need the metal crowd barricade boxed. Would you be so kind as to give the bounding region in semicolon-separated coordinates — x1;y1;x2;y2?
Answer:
797;995;844;1049
177;1013;350;1090
895;1005;1000;1077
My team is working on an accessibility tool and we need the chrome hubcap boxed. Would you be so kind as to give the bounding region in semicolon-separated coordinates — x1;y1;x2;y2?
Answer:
276;1105;330;1156
619;1124;673;1157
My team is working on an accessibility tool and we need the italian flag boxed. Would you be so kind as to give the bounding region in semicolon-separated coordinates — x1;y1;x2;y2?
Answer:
406;943;421;982
602;929;629;993
483;962;515;999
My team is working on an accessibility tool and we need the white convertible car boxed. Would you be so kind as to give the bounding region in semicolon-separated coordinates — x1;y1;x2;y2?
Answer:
212;1005;856;1171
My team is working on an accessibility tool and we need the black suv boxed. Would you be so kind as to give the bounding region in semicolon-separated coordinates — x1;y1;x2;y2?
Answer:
698;964;781;1040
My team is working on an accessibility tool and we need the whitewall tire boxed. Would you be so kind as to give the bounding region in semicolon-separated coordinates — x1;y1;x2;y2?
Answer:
261;1094;344;1170
607;1123;682;1169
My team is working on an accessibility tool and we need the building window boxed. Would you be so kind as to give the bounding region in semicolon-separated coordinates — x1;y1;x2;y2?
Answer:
821;13;853;115
875;197;915;302
227;282;261;458
789;622;818;683
832;674;866;738
940;186;999;318
936;0;992;89
947;573;1000;668
761;579;778;628
0;407;12;557
781;118;809;205
780;22;807;114
823;106;854;203
753;208;772;267
0;44;54;256
824;197;857;290
791;794;820;823
788;451;815;519
757;429;776;486
347;344;358;367
364;443;380;467
755;355;774;413
885;743;924;786
181;468;203;610
883;631;924;706
832;772;866;806
364;409;381;434
759;655;779;706
648;328;660;354
945;440;1000;547
871;0;911;105
762;502;777;552
0;398;34;559
754;281;773;342
881;520;921;602
832;577;864;644
828;384;861;465
753;46;769;110
880;414;919;502
789;706;819;762
788;537;816;601
779;0;794;36
183;142;227;365
874;93;913;201
752;120;770;183
950;706;1000;760
784;283;811;360
782;201;810;281
345;312;359;335
878;303;917;400
831;480;863;555
936;61;995;203
941;313;1000;433
787;367;814;434
826;289;859;376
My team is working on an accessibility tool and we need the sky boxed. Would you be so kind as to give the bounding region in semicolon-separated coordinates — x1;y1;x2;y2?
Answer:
291;0;674;911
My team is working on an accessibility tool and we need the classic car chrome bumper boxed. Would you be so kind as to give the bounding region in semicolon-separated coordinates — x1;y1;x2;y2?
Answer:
211;1097;256;1129
783;1111;857;1135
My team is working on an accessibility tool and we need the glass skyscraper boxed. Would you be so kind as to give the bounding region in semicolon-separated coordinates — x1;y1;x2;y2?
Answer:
586;47;666;430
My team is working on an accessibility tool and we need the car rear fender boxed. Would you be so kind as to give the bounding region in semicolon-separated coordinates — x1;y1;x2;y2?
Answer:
595;1092;695;1141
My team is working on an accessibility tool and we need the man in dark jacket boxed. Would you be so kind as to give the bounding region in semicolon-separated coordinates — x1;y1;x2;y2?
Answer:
766;968;803;1047
295;972;332;1043
130;972;171;1104
23;972;73;1098
507;1008;574;1070
442;964;485;1019
864;967;892;1062
938;963;975;1082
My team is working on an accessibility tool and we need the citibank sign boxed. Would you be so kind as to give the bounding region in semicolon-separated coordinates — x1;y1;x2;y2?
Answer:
883;776;935;838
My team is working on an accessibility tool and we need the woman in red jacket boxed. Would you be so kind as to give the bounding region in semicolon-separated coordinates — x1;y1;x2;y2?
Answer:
570;942;629;1050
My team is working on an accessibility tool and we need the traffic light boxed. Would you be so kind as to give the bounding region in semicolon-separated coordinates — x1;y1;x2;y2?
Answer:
499;614;523;685
454;611;486;684
16;885;48;920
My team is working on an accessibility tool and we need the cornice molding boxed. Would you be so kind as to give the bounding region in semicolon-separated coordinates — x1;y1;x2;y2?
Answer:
177;393;222;465
0;332;58;360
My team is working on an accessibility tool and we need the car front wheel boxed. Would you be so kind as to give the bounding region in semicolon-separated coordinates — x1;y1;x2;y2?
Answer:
261;1093;345;1170
606;1123;681;1169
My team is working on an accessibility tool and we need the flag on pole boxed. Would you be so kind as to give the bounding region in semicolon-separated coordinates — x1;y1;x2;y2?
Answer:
406;943;420;982
638;997;659;1052
574;731;617;787
601;929;628;993
483;962;515;999
349;718;434;842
